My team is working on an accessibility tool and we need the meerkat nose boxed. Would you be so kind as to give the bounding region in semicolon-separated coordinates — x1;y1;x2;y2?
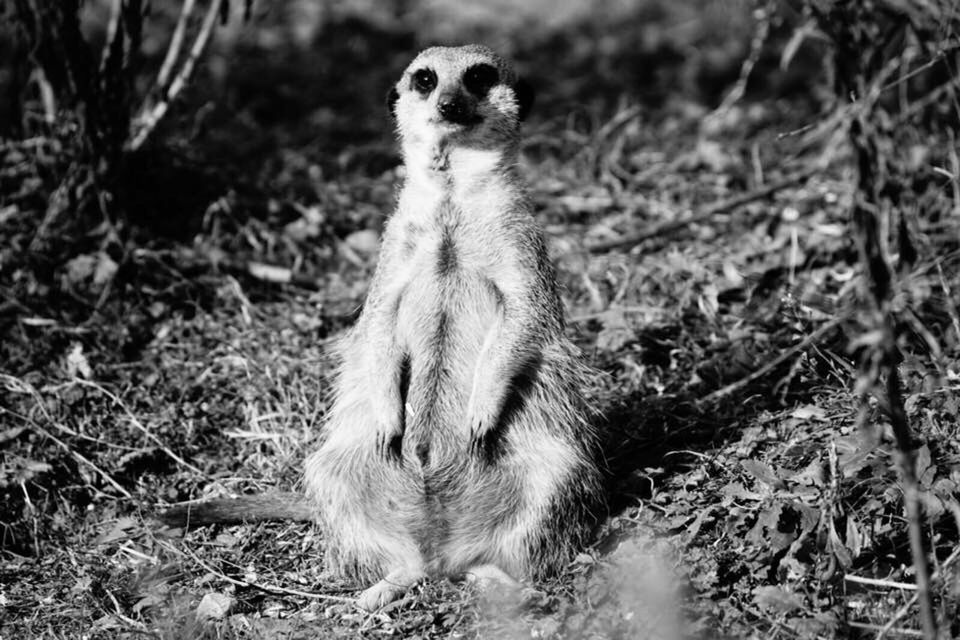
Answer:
437;94;472;125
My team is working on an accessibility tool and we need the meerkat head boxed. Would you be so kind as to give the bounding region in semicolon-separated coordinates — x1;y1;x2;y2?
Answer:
388;45;534;163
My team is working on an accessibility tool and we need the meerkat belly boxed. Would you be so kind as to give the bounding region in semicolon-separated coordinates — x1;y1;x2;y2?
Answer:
394;249;500;466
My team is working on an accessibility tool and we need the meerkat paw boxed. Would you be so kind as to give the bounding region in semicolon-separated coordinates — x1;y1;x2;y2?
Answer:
372;402;403;457
465;386;503;448
464;564;521;591
356;568;425;611
466;405;501;451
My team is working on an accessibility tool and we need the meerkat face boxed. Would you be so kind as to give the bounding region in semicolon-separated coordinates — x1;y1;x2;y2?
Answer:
388;45;534;153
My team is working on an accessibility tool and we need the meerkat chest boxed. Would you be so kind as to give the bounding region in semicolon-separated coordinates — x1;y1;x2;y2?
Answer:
398;199;499;281
391;196;504;357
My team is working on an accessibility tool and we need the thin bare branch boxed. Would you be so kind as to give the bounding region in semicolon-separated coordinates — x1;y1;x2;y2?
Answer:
100;0;122;72
697;317;844;407
70;378;206;476
156;0;197;91
129;0;223;151
587;168;814;253
156;539;355;603
707;0;774;120
876;545;960;639
2;373;133;499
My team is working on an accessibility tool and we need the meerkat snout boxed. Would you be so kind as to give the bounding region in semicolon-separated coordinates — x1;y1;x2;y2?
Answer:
436;91;473;125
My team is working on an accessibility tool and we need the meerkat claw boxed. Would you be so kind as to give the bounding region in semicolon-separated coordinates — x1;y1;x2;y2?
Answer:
376;425;399;458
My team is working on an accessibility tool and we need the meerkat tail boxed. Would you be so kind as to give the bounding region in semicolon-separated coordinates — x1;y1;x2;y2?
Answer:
158;492;315;528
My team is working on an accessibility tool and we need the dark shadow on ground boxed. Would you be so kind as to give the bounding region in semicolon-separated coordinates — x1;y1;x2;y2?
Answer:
591;318;849;518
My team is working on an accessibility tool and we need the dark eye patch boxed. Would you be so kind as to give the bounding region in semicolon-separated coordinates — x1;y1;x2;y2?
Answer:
463;64;499;96
411;68;437;94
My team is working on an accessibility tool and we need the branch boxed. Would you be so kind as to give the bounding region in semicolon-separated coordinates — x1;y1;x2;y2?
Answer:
707;0;774;119
128;0;222;151
156;539;355;603
697;317;843;406
877;545;960;639
70;378;206;476
1;373;133;499
155;0;196;91
99;0;122;73
848;104;938;638
586;168;814;253
886;366;937;639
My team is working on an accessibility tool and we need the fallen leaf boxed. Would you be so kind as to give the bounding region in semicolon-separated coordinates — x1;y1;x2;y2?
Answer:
742;459;786;490
791;405;827;421
754;585;804;614
0;426;27;446
65;342;93;379
196;592;233;621
343;229;380;257
96;517;138;546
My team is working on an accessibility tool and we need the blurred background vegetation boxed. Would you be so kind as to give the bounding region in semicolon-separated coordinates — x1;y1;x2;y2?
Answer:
1;0;822;236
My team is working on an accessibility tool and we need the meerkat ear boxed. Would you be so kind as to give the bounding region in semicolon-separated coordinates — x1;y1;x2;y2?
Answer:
514;78;534;121
387;86;399;118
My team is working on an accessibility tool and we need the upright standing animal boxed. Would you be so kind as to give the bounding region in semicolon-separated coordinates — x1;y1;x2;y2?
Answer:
162;44;604;611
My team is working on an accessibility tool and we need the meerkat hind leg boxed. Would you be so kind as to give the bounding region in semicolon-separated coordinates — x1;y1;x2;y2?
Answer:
356;566;427;611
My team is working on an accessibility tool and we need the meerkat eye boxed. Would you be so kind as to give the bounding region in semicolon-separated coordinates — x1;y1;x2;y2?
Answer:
463;64;499;96
412;68;437;95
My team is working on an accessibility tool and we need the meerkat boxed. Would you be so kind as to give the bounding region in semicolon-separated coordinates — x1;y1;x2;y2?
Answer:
161;44;604;611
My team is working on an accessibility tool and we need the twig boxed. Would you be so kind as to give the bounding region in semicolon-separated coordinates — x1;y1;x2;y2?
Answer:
844;574;917;591
569;305;652;324
245;261;321;290
1;373;133;499
32;67;56;125
889;365;937;639
948;128;960;217
850;621;924;637
707;0;774;118
38;423;132;499
157;539;354;603
70;378;205;476
587;168;815;253
894;81;954;126
935;261;960;347
100;0;123;72
593;104;644;144
846;95;937;636
876;545;960;639
156;0;197;91
129;0;224;151
697;317;843;406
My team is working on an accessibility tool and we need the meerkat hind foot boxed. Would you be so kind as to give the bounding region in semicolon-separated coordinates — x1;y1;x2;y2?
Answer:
356;568;426;611
463;564;522;591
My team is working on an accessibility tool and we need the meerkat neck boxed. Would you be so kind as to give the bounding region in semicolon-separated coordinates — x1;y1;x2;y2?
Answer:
403;139;519;195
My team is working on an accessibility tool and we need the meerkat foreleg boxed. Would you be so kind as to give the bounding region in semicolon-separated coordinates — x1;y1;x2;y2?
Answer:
465;276;544;445
365;342;404;456
358;240;414;455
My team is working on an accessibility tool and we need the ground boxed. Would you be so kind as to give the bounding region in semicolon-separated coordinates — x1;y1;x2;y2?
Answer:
2;2;959;639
